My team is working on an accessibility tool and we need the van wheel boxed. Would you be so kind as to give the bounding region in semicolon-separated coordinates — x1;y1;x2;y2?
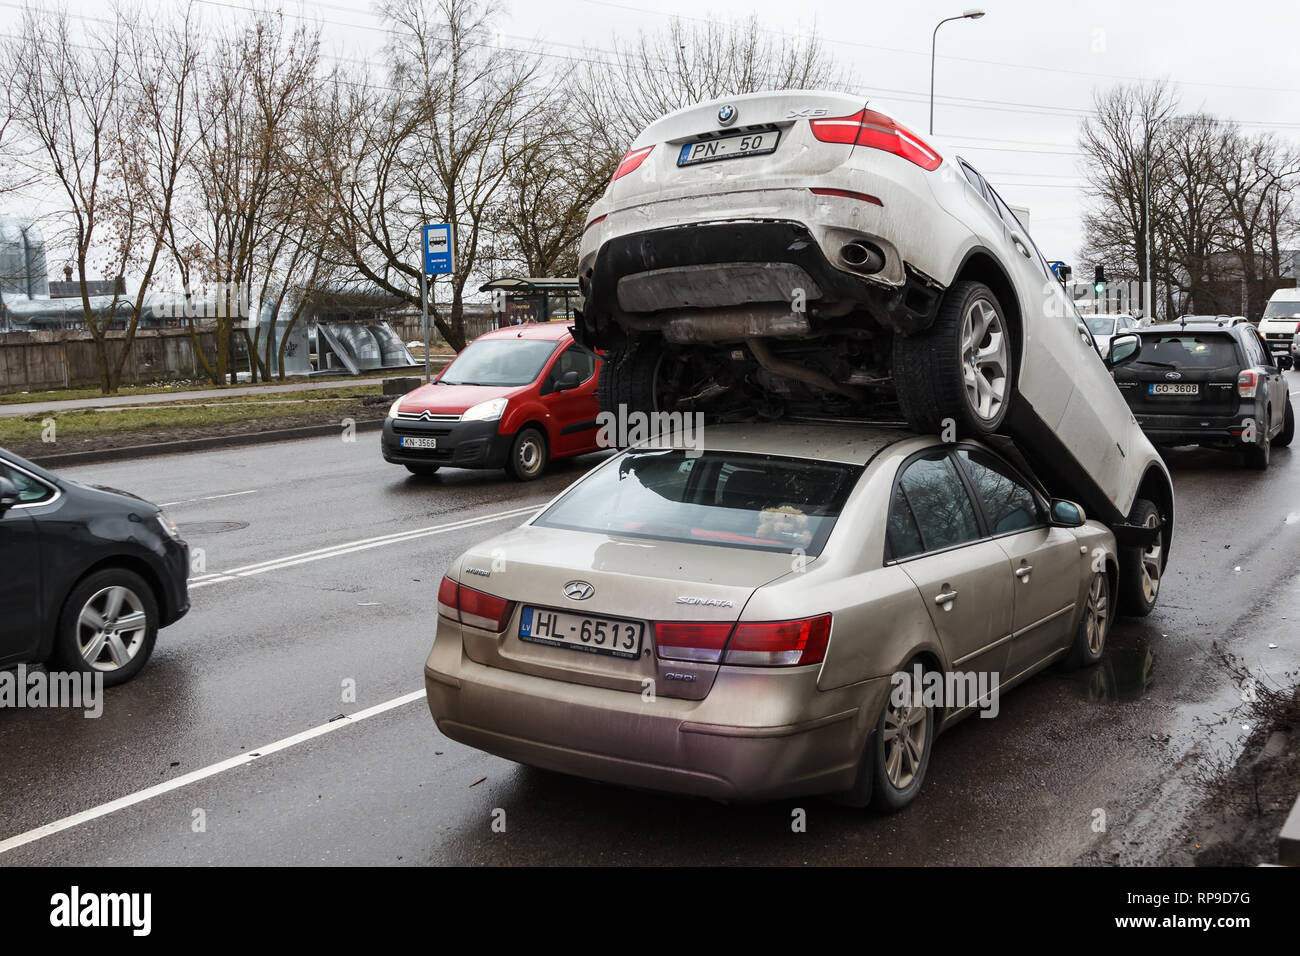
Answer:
1118;499;1162;617
506;427;548;481
55;569;159;687
1271;401;1294;448
893;280;1014;438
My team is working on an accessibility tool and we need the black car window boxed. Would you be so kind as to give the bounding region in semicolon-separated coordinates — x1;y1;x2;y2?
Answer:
1139;333;1240;369
549;345;597;387
1245;330;1270;367
956;449;1043;534
890;452;982;558
0;462;54;504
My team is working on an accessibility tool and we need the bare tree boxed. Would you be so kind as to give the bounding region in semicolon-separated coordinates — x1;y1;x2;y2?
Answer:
317;0;546;350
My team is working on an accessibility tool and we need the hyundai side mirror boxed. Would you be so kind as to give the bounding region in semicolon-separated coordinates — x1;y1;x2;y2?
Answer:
1049;498;1086;527
0;476;19;515
1105;332;1141;369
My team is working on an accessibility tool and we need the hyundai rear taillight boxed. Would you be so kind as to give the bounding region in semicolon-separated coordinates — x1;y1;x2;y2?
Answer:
437;575;516;632
655;622;733;663
723;615;832;666
809;109;942;171
1237;369;1260;398
655;614;832;667
611;145;654;182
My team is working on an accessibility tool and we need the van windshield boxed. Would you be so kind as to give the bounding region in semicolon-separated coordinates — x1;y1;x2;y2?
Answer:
1263;300;1300;319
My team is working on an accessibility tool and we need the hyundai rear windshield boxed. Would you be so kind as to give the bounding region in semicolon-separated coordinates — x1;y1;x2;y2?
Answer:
1137;333;1240;368
438;338;559;386
534;449;862;556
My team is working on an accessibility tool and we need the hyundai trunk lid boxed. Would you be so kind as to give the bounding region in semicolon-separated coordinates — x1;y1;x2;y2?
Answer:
450;525;805;700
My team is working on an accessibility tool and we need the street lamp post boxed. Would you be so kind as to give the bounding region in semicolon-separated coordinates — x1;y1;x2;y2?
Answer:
930;9;986;136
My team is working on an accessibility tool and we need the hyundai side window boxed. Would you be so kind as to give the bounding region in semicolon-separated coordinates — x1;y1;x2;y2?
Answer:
955;449;1044;535
890;452;982;557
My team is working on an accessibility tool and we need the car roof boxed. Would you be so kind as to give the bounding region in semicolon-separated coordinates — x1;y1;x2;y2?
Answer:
474;322;574;343
638;420;918;464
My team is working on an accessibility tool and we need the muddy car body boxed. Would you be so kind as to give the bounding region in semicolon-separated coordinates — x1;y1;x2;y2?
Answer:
575;89;1174;612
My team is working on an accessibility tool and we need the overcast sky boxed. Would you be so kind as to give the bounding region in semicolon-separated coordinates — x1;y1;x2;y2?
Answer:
18;0;1300;267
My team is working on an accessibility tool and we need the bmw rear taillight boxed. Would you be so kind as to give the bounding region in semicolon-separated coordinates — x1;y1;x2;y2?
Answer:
809;109;942;171
1237;369;1259;398
809;186;883;206
655;622;733;663
723;615;832;667
437;575;516;632
611;145;654;182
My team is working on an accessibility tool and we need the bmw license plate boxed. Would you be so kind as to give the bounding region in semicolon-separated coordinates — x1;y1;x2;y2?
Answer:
519;606;644;659
677;130;780;167
400;436;437;448
1149;383;1199;395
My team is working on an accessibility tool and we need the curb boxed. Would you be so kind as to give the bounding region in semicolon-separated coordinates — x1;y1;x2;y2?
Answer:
24;418;386;468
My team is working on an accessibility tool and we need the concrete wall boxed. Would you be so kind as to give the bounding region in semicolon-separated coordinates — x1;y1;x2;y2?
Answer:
0;327;219;393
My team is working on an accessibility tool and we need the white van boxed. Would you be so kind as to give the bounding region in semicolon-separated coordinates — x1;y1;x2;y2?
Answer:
1259;287;1300;352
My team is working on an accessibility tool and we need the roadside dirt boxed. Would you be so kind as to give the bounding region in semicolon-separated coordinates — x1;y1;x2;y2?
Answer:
1158;657;1300;866
7;397;389;461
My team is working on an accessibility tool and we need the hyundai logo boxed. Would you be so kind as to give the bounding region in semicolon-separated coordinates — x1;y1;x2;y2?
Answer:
717;104;737;126
1164;371;1182;380
563;580;595;601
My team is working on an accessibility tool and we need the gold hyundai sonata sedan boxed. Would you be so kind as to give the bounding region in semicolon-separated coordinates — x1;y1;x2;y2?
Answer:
424;422;1118;810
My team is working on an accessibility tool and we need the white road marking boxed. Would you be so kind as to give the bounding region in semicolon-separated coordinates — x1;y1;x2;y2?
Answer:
0;690;427;856
159;489;259;508
188;504;539;588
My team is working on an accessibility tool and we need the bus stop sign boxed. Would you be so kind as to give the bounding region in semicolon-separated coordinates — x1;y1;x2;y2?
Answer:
424;224;452;275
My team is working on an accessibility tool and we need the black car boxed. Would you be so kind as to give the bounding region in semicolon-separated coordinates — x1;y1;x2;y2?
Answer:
1113;320;1295;469
0;448;190;685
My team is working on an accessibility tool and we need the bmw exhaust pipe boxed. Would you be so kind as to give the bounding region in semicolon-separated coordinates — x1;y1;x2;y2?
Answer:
839;241;885;275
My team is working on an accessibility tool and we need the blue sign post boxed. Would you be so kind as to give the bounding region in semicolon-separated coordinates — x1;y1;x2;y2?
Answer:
420;224;453;382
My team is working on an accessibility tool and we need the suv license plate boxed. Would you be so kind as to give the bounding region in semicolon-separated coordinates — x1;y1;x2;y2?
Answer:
1149;383;1199;395
677;130;780;166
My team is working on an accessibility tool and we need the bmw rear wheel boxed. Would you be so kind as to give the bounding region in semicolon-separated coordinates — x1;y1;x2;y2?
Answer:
1118;499;1162;617
893;280;1014;438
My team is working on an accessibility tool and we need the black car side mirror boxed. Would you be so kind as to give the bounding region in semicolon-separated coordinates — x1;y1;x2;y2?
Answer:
1105;332;1142;370
553;370;581;391
1279;353;1295;371
1049;498;1086;527
0;476;20;515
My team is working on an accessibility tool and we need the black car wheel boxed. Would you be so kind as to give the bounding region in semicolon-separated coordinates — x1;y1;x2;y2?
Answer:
1244;410;1271;470
55;568;159;687
893;280;1015;438
1271;400;1294;448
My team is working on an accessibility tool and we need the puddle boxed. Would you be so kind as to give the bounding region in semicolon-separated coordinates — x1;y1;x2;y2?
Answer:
1073;644;1157;702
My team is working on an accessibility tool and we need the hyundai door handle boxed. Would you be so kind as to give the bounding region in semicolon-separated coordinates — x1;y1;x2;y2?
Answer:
934;590;959;605
1015;566;1033;580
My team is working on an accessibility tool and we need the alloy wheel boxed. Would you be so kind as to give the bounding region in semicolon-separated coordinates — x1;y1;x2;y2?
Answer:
882;672;929;789
1085;572;1109;655
960;298;1009;423
77;585;148;671
1140;510;1162;604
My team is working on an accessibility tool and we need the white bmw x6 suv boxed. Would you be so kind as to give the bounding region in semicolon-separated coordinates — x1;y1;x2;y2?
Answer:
575;89;1174;615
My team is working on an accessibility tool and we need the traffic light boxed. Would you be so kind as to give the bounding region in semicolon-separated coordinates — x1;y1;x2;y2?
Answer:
1093;265;1107;295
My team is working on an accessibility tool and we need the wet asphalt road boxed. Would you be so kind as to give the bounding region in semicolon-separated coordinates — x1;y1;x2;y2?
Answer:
1;380;1298;866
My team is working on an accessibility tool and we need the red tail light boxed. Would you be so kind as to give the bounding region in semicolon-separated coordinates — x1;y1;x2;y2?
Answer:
724;615;832;667
611;145;654;182
583;213;607;233
809;109;942;171
1237;369;1259;398
655;622;733;663
809;187;883;206
437;575;516;632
